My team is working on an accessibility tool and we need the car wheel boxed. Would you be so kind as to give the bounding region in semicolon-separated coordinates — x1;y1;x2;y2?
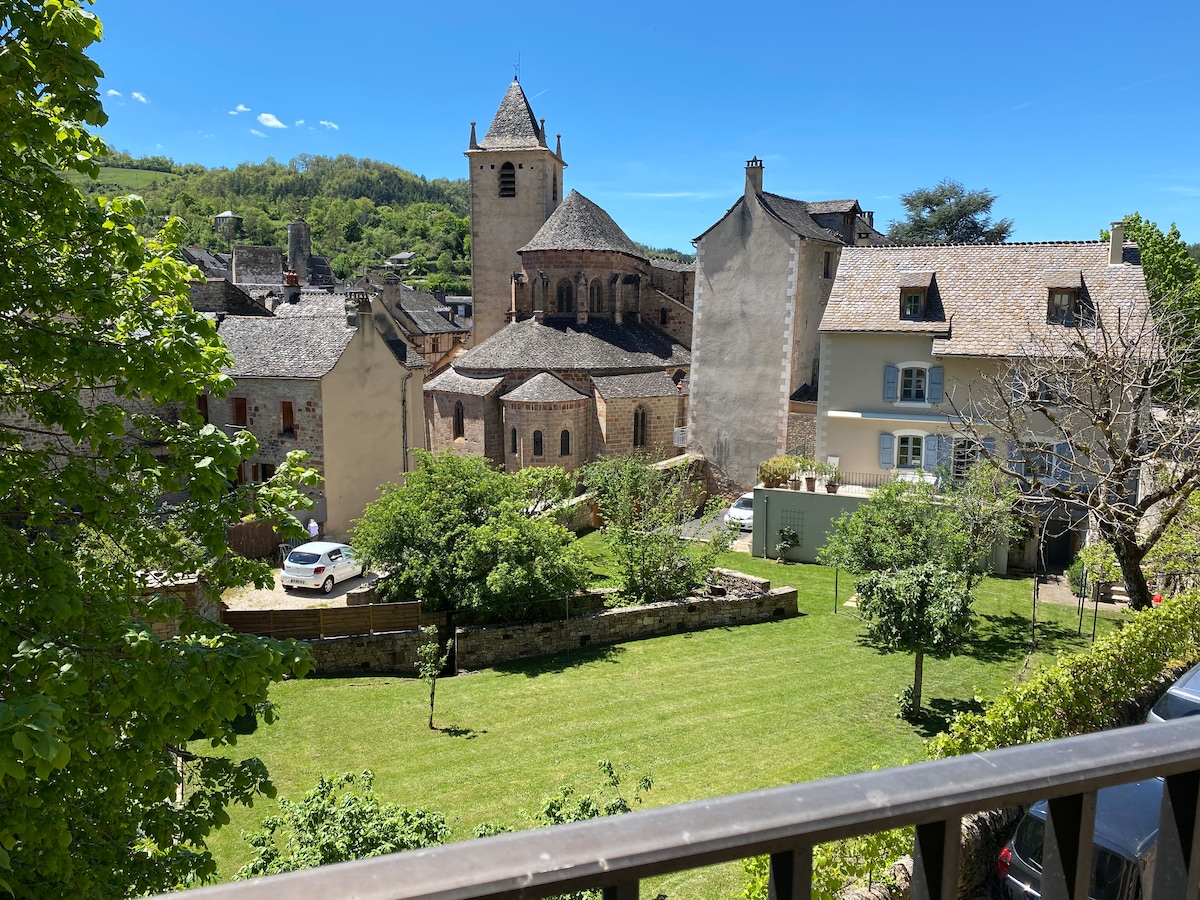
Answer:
321;576;334;594
283;586;294;593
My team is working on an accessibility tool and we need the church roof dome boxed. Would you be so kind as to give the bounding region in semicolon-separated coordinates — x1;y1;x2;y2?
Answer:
478;78;544;150
519;190;645;259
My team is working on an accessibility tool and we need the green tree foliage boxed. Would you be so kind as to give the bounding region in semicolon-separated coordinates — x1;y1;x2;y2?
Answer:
857;564;974;717
742;826;912;900
416;625;449;729
929;591;1200;757
0;3;318;896
236;771;448;878
583;455;733;606
353;451;589;623
887;179;1014;244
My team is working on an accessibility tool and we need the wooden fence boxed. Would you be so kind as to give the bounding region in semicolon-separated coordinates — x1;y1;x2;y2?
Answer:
223;603;426;639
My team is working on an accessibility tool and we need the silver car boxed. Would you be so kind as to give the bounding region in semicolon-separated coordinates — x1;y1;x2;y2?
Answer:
1146;661;1200;722
281;541;364;594
724;492;754;531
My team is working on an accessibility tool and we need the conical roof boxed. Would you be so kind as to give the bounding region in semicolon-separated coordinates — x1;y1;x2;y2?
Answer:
478;78;544;150
519;190;645;258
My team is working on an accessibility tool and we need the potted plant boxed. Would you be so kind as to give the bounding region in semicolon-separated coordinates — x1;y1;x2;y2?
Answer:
800;458;818;491
820;462;843;493
756;454;796;488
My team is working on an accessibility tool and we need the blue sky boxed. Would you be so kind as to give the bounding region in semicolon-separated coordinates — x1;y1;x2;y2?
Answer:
90;0;1200;253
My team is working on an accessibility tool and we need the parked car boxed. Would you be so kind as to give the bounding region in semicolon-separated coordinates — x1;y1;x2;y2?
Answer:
991;777;1163;900
1146;661;1200;722
724;492;754;531
281;541;364;594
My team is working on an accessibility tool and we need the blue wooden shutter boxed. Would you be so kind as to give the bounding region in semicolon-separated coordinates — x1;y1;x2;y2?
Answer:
923;434;939;471
879;433;895;469
883;365;899;402
936;434;952;469
1008;441;1025;478
1053;441;1072;484
927;366;944;403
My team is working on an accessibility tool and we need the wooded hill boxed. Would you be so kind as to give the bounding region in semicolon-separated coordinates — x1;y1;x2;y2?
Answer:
76;152;695;296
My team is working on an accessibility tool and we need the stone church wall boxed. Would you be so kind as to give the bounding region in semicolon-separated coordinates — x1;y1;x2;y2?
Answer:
597;394;682;460
503;399;591;471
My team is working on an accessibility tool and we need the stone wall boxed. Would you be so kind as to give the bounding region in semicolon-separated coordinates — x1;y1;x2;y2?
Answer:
597;393;683;460
503;397;591;471
303;581;797;675
189;280;271;316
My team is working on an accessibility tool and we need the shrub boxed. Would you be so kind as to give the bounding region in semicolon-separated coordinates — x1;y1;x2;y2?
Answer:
1066;558;1085;596
929;592;1200;758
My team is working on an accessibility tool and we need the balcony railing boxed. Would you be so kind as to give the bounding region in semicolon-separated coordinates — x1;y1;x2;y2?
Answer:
163;720;1200;900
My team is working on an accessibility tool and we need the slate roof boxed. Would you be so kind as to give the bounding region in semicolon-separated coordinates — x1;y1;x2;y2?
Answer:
395;289;469;335
502;372;588;403
218;315;355;378
384;338;428;369
592;371;684;399
820;242;1149;357
519;190;645;259
477;78;544;150
650;257;695;272
272;290;351;317
806;200;861;215
757;193;845;243
454;316;690;373
423;367;504;396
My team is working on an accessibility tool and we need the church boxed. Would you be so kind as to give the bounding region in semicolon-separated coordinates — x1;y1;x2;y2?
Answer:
424;79;694;472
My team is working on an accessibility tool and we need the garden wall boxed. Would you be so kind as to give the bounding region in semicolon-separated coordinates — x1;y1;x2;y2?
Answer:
303;576;797;676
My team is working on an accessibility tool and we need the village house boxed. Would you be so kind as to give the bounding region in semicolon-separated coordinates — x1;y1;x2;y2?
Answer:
815;226;1149;567
686;158;888;489
209;295;426;538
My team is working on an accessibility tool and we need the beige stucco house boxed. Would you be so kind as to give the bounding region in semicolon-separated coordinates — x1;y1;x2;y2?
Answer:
687;158;888;489
815;229;1149;566
213;297;426;538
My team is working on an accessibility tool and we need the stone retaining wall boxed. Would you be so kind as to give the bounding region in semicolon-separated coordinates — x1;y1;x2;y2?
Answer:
304;582;798;676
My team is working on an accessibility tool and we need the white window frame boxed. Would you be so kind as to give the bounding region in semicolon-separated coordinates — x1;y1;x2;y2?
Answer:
894;360;933;408
893;428;928;470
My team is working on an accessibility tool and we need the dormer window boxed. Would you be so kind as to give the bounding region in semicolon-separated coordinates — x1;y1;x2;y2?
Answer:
1048;289;1077;325
897;271;934;320
901;290;925;320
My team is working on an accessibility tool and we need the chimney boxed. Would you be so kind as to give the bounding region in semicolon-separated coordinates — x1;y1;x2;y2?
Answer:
864;211;875;227
287;220;311;285
345;291;369;328
284;270;300;304
745;157;764;196
1109;221;1126;265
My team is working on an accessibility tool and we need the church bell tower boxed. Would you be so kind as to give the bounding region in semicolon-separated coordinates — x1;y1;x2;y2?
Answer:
466;78;566;345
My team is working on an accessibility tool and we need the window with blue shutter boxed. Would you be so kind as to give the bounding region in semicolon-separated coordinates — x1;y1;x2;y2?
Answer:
879;433;895;469
927;366;944;403
884;366;899;402
923;434;939;471
1052;442;1072;485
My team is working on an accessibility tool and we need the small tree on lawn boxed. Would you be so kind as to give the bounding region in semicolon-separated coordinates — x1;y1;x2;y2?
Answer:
416;625;449;730
857;563;974;719
353;451;589;623
583;455;732;606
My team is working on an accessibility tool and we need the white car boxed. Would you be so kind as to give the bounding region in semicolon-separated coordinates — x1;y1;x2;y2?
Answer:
281;541;364;594
724;492;754;531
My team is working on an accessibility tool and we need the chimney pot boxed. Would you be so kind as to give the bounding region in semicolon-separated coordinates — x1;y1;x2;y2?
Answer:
745;156;764;196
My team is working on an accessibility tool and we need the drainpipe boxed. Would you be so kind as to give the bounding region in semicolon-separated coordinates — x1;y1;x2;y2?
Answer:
401;371;411;472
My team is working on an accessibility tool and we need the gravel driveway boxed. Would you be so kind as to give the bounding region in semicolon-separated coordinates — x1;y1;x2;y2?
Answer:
221;568;378;611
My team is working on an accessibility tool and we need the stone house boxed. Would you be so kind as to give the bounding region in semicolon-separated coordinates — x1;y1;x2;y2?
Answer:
686;158;888;489
211;297;426;538
376;278;470;372
815;228;1149;566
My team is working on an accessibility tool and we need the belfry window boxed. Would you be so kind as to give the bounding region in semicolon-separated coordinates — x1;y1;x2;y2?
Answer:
499;162;516;198
556;279;574;313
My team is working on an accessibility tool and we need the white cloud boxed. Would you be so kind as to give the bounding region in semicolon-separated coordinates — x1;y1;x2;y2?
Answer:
294;119;305;126
229;103;250;115
131;91;148;104
319;120;339;130
106;89;122;97
257;112;286;129
250;129;267;138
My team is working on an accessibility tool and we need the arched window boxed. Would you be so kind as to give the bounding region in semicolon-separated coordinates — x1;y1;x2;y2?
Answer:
533;430;544;457
633;406;647;448
499;162;516;197
589;279;603;313
453;401;464;439
511;427;517;454
560;430;571;456
556;279;574;313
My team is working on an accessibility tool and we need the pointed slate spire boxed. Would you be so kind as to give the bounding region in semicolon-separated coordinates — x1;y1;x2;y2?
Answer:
478;78;543;150
468;120;478;150
519;190;645;259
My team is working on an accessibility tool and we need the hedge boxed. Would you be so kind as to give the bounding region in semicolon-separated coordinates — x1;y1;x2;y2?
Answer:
929;591;1200;758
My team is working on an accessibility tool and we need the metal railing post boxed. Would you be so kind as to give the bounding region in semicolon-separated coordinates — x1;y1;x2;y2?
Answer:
912;817;960;900
768;847;812;900
1042;791;1097;900
1153;770;1200;900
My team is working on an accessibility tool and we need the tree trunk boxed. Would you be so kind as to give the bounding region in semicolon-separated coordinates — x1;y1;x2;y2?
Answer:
428;678;436;730
912;650;924;717
1114;541;1152;610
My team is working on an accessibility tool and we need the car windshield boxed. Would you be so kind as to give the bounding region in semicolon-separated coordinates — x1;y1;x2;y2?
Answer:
1150;689;1200;721
733;497;753;510
287;552;322;565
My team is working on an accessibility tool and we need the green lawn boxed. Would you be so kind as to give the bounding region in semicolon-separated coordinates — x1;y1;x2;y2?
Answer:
200;552;1130;897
